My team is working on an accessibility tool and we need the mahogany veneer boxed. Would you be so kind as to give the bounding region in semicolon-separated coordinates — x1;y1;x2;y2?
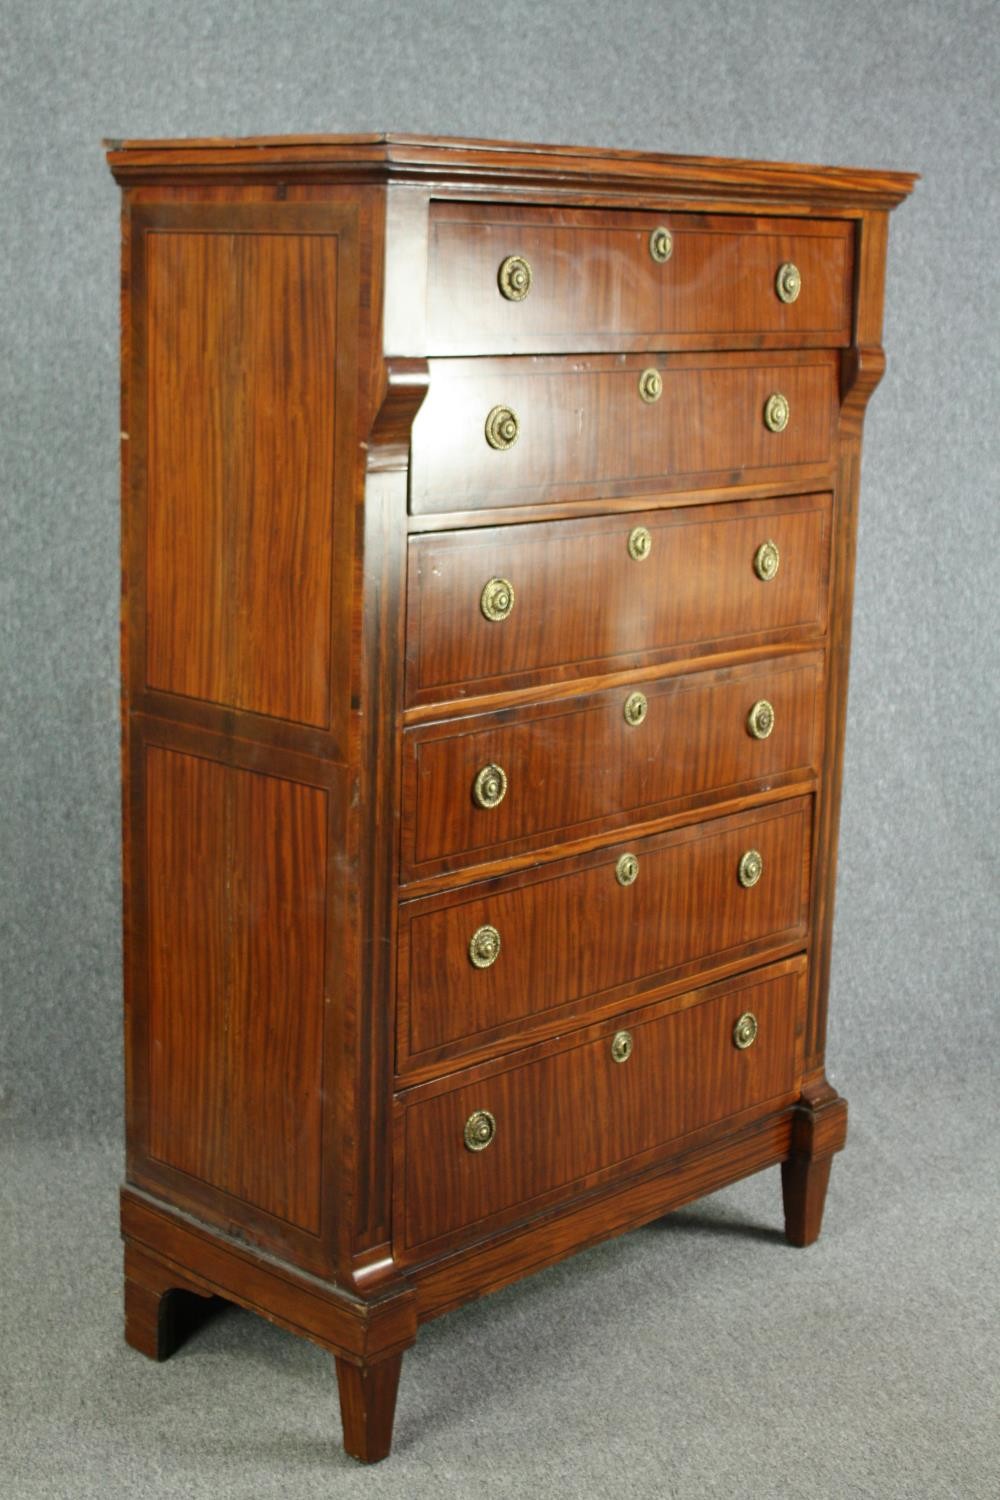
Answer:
106;133;915;1464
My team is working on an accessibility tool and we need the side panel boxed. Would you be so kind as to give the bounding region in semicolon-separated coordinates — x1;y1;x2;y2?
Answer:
120;193;374;1278
145;745;327;1232
144;226;338;727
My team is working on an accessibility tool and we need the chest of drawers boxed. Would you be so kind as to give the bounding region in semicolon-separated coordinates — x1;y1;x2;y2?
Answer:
106;134;915;1463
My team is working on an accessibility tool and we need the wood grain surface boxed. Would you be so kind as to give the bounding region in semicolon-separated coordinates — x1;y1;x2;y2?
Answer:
403;653;824;877
399;795;811;1071
406;493;831;704
399;965;805;1249
410;351;838;513
427;203;853;353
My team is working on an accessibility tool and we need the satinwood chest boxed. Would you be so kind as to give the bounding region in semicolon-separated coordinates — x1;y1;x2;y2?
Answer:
106;133;915;1462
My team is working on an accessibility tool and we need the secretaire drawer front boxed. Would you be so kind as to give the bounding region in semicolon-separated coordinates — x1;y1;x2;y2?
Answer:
402;654;823;878
409;352;838;515
426;204;853;353
400;964;806;1250
406;494;831;705
399;797;811;1070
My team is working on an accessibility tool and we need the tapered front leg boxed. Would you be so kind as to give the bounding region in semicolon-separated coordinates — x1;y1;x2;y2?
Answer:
335;1352;404;1464
124;1243;215;1361
782;1153;834;1246
782;1079;848;1248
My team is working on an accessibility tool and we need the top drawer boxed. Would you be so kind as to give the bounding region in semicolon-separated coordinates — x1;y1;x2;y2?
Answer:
426;204;854;354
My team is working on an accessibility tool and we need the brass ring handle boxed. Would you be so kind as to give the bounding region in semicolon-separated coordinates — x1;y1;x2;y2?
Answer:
763;392;790;433
468;924;501;969
498;255;532;301
611;1029;633;1063
733;1012;759;1050
615;852;639;887
746;699;775;740
473;763;508;810
638;368;663;404
775;262;801;304
649;226;673;263
753;540;780;581
628;526;652;561
481;577;515;622
738;849;764;889
623;691;648;727
485;405;520;450
464;1109;497;1151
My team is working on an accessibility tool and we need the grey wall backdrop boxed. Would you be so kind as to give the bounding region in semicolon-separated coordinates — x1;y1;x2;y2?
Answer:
3;0;996;1140
4;4;999;1498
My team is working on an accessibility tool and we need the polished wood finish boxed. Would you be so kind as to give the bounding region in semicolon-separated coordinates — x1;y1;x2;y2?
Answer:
144;745;327;1233
403;653;823;877
336;1354;404;1464
427;204;853;353
398;965;805;1251
144;216;338;725
406;493;831;705
411;350;839;513
108;135;913;1464
399;797;811;1073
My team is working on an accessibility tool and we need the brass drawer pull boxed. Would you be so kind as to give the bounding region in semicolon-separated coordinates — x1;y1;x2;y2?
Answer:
638;367;663;404
464;1109;497;1152
611;1029;633;1063
733;1012;759;1050
615;852;639;887
763;392;790;433
746;699;775;740
753;539;780;581
485;405;520;450
649;226;673;263
468;925;501;969
623;691;648;727
481;577;515;622
473;763;508;809
738;849;764;889
775;262;801;303
628;525;652;561
498;254;532;301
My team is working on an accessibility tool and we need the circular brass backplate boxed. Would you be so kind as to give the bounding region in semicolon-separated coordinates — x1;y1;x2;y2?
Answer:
764;392;790;433
753;539;780;582
485;405;520;450
498;254;532;301
473;763;508;809
628;525;652;562
638;367;663;403
615;852;639;887
775;261;801;304
623;691;648;727
747;699;775;740
738;849;764;889
649;226;673;263
468;924;502;969
464;1109;497;1151
481;577;515;622
733;1012;759;1050
611;1029;634;1063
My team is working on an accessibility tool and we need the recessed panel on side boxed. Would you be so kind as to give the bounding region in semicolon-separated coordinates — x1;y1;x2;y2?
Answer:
144;746;327;1234
144;228;338;726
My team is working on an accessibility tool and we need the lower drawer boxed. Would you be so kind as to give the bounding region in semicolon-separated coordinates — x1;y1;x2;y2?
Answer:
397;961;806;1253
398;795;811;1074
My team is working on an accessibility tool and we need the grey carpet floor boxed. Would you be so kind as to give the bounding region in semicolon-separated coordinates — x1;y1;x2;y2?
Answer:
3;1073;997;1500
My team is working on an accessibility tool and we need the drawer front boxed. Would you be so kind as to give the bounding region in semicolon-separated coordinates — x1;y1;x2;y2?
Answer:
410;352;839;514
399;963;806;1250
402;653;822;878
426;204;853;353
406;494;831;705
399;797;811;1072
